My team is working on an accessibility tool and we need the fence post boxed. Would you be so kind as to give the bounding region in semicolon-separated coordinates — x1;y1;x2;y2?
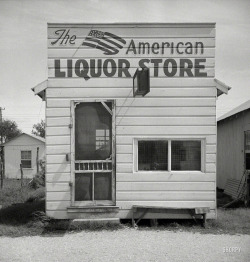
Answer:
36;147;39;173
0;161;3;189
20;163;23;187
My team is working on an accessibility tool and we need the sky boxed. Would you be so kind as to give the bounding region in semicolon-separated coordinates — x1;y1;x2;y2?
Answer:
0;0;249;133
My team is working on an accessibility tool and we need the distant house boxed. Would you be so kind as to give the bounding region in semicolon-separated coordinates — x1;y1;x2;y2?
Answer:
217;100;250;192
1;133;45;179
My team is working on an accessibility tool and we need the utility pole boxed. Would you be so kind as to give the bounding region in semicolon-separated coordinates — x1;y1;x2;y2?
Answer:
0;107;5;188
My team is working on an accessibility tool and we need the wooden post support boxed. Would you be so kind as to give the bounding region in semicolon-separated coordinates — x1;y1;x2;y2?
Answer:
20;163;23;187
0;161;3;189
36;147;39;173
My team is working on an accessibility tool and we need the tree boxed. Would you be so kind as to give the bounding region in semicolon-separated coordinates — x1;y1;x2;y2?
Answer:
0;119;22;144
32;119;45;138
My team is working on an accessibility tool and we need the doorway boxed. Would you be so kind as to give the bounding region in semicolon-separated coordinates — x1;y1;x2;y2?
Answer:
72;101;115;206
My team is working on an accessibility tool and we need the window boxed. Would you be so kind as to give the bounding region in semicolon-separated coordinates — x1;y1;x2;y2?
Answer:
21;151;32;168
137;140;202;172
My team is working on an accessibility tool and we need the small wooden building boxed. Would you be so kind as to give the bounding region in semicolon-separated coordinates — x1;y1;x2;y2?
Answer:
33;23;230;221
217;100;250;194
1;133;45;179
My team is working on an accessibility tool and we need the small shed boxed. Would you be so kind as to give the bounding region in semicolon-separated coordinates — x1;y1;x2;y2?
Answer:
217;100;250;194
1;133;45;179
33;23;230;221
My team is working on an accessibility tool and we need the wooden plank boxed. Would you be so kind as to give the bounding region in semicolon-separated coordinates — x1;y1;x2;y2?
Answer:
116;172;216;182
48;48;215;58
117;154;133;163
116;135;216;145
47;182;70;192
46;135;70;145
47;201;71;210
48;37;215;48
46;108;70;117
117;181;215;191
47;127;70;136
47;117;71;126
206;163;216;173
47;192;71;201
47;78;215;88
47;163;71;173
46;97;216;108
116;126;216;135
47;145;70;154
48;67;215;78
117;200;216;209
46;154;67;164
46;210;68;219
206;145;216;153
48;26;215;38
117;145;132;154
116;116;216;126
116;191;215;201
48;58;215;68
206;154;216;163
47;87;216;98
46;173;71;182
116;107;215;116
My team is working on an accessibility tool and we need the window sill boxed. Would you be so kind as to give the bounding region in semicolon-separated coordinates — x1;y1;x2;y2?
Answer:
21;168;34;170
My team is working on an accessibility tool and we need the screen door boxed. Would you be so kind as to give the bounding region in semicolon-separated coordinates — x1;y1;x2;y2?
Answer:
73;101;115;206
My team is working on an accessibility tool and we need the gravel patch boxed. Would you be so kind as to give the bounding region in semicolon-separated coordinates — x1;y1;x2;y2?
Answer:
0;229;249;262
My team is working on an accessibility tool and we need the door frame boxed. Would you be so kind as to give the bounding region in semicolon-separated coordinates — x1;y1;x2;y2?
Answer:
70;99;116;206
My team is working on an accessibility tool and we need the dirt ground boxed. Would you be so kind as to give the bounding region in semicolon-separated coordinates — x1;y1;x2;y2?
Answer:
0;229;249;262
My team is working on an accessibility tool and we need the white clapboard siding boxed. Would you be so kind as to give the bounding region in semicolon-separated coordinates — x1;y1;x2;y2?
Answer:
47;126;70;136
48;67;215;78
47;173;71;182
47;192;71;201
116;173;216;182
116;107;215;116
117;182;215;191
48;38;215;48
116;117;216;126
47;87;216;98
116;126;216;135
46;136;70;145
46;108;70;117
47;182;70;192
46;154;68;164
48;58;215;68
47;78;215;87
47;163;71;173
117;191;214;201
47;201;71;210
47;145;70;155
47;97;216;108
47;117;71;126
46;23;217;219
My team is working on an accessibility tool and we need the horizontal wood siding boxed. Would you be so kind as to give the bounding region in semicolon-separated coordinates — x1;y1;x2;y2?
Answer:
46;23;216;219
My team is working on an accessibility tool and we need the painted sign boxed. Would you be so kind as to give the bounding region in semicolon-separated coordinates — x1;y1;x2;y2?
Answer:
50;29;208;80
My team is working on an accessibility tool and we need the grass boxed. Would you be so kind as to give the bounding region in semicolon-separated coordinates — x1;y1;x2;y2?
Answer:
0;179;249;237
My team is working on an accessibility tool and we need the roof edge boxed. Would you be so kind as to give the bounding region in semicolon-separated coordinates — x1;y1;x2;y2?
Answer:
215;78;232;97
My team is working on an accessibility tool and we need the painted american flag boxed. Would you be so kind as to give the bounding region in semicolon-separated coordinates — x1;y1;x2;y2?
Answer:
82;30;126;55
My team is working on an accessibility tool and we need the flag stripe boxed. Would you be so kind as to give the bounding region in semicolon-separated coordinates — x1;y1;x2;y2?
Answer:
104;32;126;44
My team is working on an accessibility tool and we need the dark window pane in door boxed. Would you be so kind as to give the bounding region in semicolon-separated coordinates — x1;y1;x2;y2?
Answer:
75;102;112;160
94;172;112;200
75;173;92;201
